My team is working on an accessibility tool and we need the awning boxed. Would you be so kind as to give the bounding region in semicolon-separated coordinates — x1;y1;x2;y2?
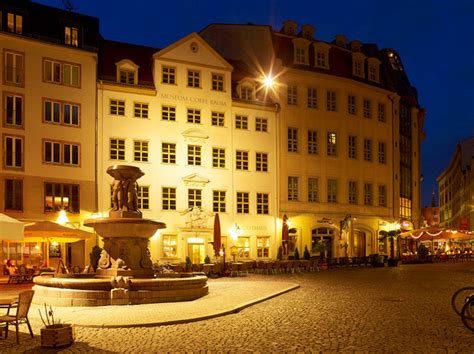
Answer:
24;221;92;243
400;226;473;242
0;213;24;241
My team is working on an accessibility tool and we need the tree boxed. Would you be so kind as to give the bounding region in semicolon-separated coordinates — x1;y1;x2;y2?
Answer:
380;229;401;264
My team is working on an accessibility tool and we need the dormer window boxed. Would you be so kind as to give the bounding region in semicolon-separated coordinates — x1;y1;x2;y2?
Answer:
115;60;139;85
292;38;310;65
314;42;330;69
241;87;252;100
367;57;381;83
352;52;366;78
65;26;79;47
237;79;256;101
7;13;22;34
388;52;403;71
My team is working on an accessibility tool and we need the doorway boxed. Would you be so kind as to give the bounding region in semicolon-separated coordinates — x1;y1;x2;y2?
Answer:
188;243;205;264
354;230;366;257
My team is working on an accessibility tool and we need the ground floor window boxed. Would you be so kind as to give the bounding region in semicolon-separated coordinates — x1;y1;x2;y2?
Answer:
236;237;250;258
162;235;177;258
256;237;270;258
311;227;333;258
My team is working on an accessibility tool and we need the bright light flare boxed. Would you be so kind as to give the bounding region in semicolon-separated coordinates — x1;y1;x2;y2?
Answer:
263;75;274;88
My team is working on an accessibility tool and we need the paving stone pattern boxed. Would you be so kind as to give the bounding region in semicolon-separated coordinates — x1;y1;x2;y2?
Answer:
1;263;473;353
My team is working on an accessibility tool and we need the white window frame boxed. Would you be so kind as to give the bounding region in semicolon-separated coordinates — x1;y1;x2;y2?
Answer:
187;145;202;166
212;147;225;168
110;138;125;160
162;143;176;164
256;152;268;172
256;193;269;215
236;150;249;171
4;135;23;169
162;187;177;210
236;192;249;214
134;140;149;162
212;111;225;127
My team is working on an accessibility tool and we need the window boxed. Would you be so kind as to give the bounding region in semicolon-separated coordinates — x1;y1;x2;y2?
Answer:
44;183;80;213
4;92;23;127
364;139;372;161
295;47;307;64
256;193;269;214
162;187;176;210
255;117;267;132
44;99;80;126
44;140;79;166
187;108;201;124
256;152;268;172
134;140;149;162
5;179;23;211
162;66;176;84
212;112;224;126
236;150;249;171
236;237;250;258
4;51;24;86
188;189;202;208
119;70;134;84
326;91;336;111
327;132;337;156
187;145;201;166
288;128;298;152
134;103;149;119
378;103;386;122
235;115;248;130
288;176;298;201
110;138;125;160
307;130;318;155
7;13;22;34
349;181;357;204
378;142;386;164
315;45;329;69
212;147;225;168
241;87;253;101
308;177;319;202
256;237;270;258
353;59;364;77
400;197;412;219
379;185;387;207
307;87;318;109
364;183;372;205
137;186;149;210
110;100;125;116
162;143;176;164
347;95;356;115
327;179;337;203
43;59;80;87
4;135;23;169
236;192;249;214
162;105;176;121
213;190;226;213
363;99;372;118
64;26;79;47
212;73;224;91
162;235;177;257
348;135;357;159
287;85;298;105
368;61;380;82
187;70;200;88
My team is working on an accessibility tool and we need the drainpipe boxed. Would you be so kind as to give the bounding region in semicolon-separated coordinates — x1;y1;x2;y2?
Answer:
274;102;281;259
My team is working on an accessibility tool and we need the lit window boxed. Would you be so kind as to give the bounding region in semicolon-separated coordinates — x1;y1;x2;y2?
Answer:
236;150;249;171
43;59;80;87
348;136;356;159
187;108;201;124
349;181;357;204
187;145;201;166
212;112;225;126
378;142;386;164
4;93;23;127
110;100;125;116
347;95;356;115
162;66;176;84
327;179;337;203
162;143;176;164
187;70;200;88
134;140;149;162
162;235;177;257
364;139;372;161
137;186;150;210
4;51;24;86
188;189;202;208
64;26;79;47
308;130;318;155
134;103;149;118
327;132;337;156
162;105;176;121
256;193;269;214
307;88;318;109
7;13;22;34
364;183;372;205
256;237;270;258
213;190;226;212
363;99;372;118
236;192;249;214
288;128;298;152
212;73;224;91
287;85;298;105
44;183;80;213
235;115;248;130
5;179;23;211
4;135;23;169
326;91;336;111
162;187;176;210
255;117;268;132
256;152;268;172
119;70;135;84
212;147;225;168
236;236;250;258
308;177;319;202
110;138;125;160
288;176;298;201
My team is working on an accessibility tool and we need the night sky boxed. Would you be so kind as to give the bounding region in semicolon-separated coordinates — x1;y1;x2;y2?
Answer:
37;0;474;207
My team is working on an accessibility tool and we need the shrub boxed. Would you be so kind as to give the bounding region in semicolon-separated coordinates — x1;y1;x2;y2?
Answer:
303;245;311;260
294;247;300;260
204;255;211;264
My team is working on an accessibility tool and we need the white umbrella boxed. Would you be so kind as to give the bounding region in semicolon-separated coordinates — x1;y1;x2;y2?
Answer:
0;213;24;241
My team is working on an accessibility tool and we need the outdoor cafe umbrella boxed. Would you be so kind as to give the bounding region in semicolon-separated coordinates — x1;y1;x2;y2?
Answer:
400;226;473;242
282;214;289;255
213;213;221;257
23;220;92;243
0;213;24;241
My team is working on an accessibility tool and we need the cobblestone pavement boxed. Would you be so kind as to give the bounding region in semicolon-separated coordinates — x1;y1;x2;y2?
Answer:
1;262;473;353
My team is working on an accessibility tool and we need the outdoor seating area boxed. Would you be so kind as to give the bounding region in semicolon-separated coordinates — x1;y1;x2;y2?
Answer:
401;252;474;264
0;290;35;344
4;264;38;284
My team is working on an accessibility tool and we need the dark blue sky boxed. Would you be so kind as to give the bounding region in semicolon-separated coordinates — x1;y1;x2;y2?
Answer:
39;0;474;207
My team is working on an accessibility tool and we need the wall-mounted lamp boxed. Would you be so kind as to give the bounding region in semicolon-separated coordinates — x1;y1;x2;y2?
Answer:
230;223;242;240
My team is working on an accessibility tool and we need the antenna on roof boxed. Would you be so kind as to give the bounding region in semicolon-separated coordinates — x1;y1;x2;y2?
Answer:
62;0;75;11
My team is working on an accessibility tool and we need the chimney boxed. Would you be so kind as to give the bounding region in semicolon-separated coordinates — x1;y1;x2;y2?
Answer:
335;34;347;48
300;24;315;40
351;40;362;52
282;20;298;36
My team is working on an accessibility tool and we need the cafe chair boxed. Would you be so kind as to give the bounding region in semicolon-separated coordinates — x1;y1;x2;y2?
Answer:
0;290;35;344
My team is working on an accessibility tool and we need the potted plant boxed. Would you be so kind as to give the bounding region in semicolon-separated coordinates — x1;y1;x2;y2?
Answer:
39;304;73;348
204;255;211;264
315;241;329;270
303;246;311;260
294;247;300;260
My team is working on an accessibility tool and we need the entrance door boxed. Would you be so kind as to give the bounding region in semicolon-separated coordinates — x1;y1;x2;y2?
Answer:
188;243;205;264
354;230;366;257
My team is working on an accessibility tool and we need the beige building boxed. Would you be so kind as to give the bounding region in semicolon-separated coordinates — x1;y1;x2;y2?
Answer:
1;1;99;268
97;33;278;264
437;137;474;231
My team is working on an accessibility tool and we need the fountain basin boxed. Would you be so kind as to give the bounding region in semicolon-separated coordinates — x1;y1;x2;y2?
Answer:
84;218;165;238
33;275;209;306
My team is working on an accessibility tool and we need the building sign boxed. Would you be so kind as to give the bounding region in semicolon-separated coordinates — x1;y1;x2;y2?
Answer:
242;225;267;231
160;93;227;107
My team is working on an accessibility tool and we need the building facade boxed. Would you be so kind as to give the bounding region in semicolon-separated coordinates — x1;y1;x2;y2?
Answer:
0;1;99;268
437;137;474;231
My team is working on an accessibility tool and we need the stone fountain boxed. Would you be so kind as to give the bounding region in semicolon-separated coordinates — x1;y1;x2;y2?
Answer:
33;165;208;306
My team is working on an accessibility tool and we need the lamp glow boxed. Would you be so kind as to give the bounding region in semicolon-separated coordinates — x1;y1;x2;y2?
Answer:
263;75;274;88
